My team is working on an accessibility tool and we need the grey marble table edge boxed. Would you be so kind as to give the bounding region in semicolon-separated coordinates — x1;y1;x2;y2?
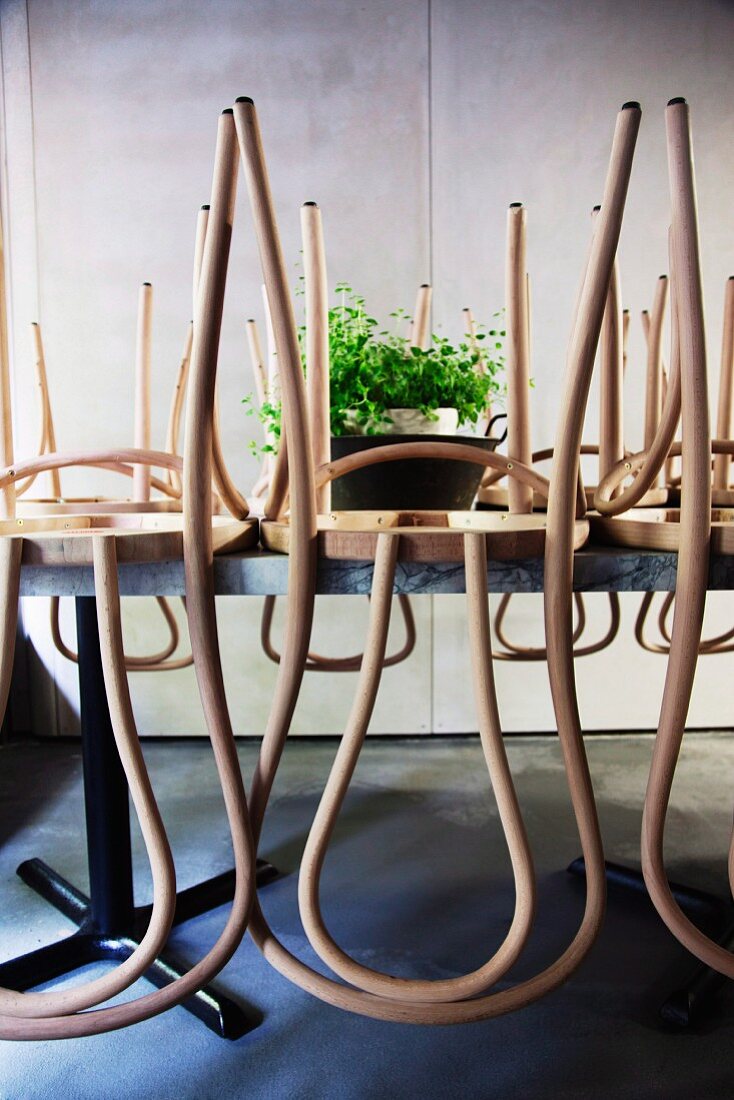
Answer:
16;548;734;597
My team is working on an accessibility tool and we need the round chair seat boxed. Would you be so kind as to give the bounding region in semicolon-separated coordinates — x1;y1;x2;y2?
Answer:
2;514;258;564
661;486;734;511
478;484;670;512
591;507;734;553
261;510;589;562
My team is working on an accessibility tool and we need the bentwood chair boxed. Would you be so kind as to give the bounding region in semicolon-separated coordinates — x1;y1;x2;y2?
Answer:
477;204;623;661
23;292;193;673
589;98;734;978
230;95;639;1023
254;207;417;673
630;275;734;654
0;107;257;1039
35;199;247;673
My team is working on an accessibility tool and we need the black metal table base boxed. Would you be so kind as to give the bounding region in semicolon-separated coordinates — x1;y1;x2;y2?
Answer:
0;856;277;1040
0;597;279;1040
569;857;734;1028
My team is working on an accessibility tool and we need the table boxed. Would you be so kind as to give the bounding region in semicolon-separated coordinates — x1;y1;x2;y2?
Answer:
4;547;734;1037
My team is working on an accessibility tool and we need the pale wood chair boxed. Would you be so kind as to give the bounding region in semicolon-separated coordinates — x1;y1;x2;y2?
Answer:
255;206;417;673
0;108;257;1039
629;275;734;654
24;303;195;673
34;198;245;673
589;98;734;978
479;205;623;661
233;94;639;1022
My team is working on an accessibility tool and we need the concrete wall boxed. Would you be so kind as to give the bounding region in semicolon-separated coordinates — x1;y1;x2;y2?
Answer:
1;0;733;735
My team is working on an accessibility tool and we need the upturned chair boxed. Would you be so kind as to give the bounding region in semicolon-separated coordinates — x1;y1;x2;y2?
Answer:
589;98;734;978
255;207;417;673
0;107;257;1038
478;204;622;661
629;275;734;654
35;198;247;673
231;94;639;1022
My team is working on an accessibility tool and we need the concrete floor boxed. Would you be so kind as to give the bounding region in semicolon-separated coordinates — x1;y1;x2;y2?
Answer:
1;733;734;1099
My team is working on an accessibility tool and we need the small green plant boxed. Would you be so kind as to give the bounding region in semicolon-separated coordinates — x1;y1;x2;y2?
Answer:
244;284;506;456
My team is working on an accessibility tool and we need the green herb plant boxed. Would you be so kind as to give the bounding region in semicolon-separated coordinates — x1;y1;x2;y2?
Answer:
244;284;506;456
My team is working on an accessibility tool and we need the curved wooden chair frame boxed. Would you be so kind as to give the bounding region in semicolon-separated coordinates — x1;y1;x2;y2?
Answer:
482;217;628;662
0;109;257;1039
256;207;425;674
492;591;621;661
260;591;416;671
23;200;246;673
591;99;734;978
634;589;734;656
233;95;639;1022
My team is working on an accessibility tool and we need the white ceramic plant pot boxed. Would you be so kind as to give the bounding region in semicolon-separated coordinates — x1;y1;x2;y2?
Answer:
386;407;459;434
343;407;459;435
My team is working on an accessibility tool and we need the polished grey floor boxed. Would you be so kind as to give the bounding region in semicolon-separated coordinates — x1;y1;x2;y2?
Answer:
1;734;734;1099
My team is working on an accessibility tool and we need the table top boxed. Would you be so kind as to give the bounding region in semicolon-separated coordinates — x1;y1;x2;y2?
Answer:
15;546;734;597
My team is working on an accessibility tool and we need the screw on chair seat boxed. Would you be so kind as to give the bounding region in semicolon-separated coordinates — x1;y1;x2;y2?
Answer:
261;508;589;562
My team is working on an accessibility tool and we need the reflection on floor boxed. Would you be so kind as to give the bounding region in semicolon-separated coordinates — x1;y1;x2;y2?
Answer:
1;734;734;1099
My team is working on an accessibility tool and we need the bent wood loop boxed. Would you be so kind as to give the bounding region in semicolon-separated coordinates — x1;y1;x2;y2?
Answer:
493;592;621;661
261;592;417;671
19;324;194;673
0;447;183;491
598;437;734;510
312;441;556;503
314;440;588;518
50;594;193;672
236;95;638;1021
634;590;734;656
297;533;536;1004
638;100;734;976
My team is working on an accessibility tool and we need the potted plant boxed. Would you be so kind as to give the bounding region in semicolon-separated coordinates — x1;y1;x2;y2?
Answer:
246;284;507;510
